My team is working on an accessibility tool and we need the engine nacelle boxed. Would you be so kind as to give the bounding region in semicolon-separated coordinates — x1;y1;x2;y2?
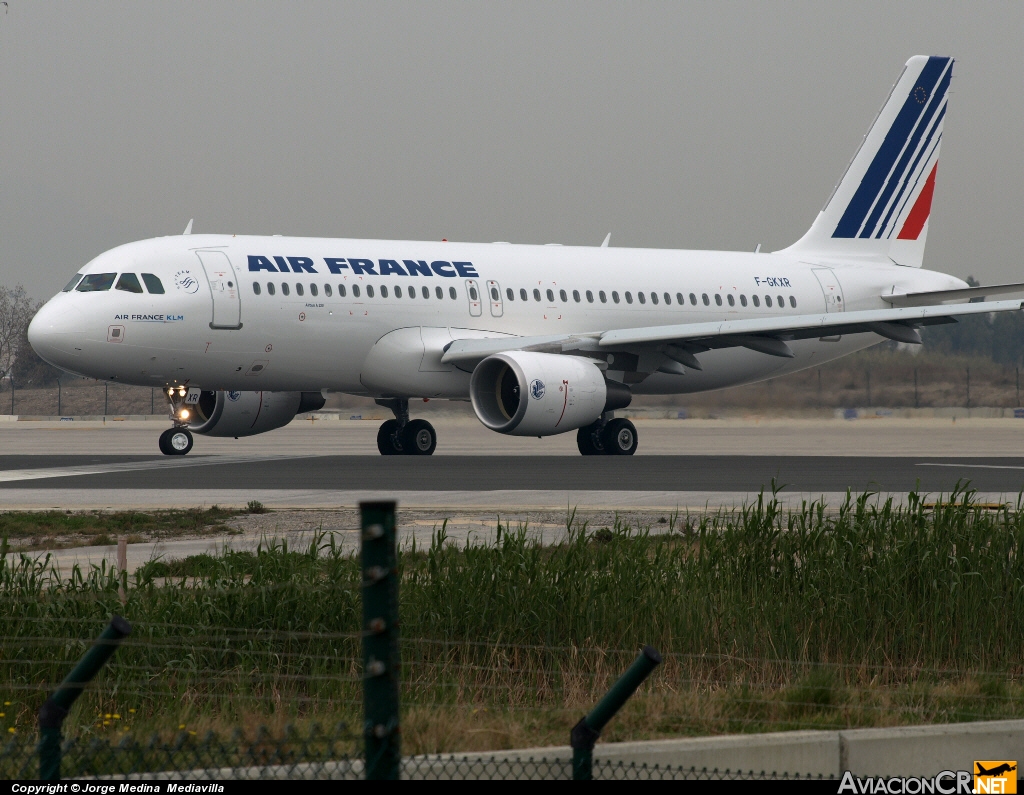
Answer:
187;390;325;437
470;351;631;436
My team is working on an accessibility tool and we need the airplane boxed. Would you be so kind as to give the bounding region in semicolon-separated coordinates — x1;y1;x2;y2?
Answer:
27;55;1024;457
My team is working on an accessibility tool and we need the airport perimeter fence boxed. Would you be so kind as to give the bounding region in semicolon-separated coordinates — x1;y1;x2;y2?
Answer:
7;493;1024;779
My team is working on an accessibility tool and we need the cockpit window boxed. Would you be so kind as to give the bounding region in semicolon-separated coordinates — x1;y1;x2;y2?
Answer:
141;273;165;294
62;274;84;292
115;273;144;293
76;273;116;292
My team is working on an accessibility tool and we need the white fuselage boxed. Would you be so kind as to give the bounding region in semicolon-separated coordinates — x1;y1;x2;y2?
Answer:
29;234;966;400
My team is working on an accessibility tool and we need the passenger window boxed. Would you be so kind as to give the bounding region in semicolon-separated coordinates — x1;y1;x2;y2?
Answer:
740;295;747;307
491;287;499;301
586;290;594;303
506;288;514;301
690;293;697;305
338;285;346;297
777;294;784;307
325;284;332;297
636;292;644;304
790;296;797;308
253;281;261;295
76;273;117;292
715;294;722;306
435;286;443;299
546;289;555;302
423;286;430;299
625;292;633;304
62;273;84;292
406;285;413;298
664;293;671;305
752;294;759;307
534;289;542;301
268;283;276;296
765;295;772;307
382;285;390;298
599;291;607;303
572;290;580;302
310;284;318;297
353;285;361;298
651;292;658;305
141;273;165;294
702;293;709;306
727;294;735;307
469;286;478;300
612;291;620;304
449;286;457;299
559;289;567;302
296;283;304;296
367;285;375;298
520;288;528;301
282;283;291;296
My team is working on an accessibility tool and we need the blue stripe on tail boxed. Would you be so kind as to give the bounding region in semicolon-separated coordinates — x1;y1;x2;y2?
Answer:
832;56;951;239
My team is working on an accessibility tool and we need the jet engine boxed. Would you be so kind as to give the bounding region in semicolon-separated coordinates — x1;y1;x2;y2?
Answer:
187;391;326;437
470;351;631;436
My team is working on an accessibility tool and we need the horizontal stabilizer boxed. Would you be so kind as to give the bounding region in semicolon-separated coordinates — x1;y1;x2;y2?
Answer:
882;281;1024;307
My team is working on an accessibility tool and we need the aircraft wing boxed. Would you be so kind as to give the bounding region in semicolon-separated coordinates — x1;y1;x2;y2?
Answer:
441;299;1024;366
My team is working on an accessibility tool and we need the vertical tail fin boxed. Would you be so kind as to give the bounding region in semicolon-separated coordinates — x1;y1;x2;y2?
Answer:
782;55;953;267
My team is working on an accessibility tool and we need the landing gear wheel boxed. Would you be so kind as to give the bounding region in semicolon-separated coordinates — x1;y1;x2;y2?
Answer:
602;418;638;456
160;427;193;456
376;419;404;455
577;423;605;455
401;419;437;455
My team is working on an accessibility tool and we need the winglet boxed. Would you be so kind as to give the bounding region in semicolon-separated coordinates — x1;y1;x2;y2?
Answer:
183;219;193;236
600;233;611;248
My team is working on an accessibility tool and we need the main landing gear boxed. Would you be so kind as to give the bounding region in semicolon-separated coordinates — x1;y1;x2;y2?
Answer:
375;398;437;456
577;414;638;456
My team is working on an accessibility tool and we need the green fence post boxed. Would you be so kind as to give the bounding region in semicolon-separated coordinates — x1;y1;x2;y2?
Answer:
38;615;132;780
570;645;662;780
360;501;400;780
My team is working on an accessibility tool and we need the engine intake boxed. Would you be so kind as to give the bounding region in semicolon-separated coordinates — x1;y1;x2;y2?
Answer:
188;390;325;437
470;351;630;436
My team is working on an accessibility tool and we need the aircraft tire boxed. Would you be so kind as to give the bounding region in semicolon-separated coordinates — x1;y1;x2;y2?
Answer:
377;420;404;455
402;419;437;456
166;428;193;456
158;428;173;455
602;419;638;456
576;424;604;455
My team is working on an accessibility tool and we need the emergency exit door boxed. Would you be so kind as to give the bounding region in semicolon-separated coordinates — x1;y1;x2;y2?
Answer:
197;250;242;329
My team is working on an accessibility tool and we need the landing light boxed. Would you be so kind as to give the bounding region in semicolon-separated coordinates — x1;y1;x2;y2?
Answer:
178;387;186;397
179;409;190;420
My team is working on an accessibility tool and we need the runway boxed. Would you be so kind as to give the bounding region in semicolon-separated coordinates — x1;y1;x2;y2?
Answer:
2;453;1024;492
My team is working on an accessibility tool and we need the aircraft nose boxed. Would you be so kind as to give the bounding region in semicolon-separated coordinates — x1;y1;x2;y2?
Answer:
27;299;85;368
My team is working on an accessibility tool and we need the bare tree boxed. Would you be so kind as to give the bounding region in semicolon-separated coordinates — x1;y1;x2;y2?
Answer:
0;285;42;391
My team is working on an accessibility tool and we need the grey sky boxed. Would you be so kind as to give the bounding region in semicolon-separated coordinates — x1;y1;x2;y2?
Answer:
2;2;1022;301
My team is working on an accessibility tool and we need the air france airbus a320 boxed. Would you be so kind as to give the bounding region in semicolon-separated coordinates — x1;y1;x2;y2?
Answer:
28;56;1024;456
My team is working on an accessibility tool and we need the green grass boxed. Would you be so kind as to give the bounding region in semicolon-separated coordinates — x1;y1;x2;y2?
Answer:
0;506;244;549
3;487;1024;754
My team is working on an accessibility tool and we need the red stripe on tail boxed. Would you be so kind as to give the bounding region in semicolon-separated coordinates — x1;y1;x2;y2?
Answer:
897;163;938;240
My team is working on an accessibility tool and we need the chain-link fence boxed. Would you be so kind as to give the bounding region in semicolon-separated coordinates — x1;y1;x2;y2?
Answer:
0;726;833;780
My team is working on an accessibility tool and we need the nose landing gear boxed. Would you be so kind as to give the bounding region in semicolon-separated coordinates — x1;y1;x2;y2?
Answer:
160;386;195;456
159;427;193;455
375;398;437;456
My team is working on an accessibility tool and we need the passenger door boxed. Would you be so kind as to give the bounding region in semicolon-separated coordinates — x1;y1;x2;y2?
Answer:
197;250;242;329
486;280;504;317
465;279;482;317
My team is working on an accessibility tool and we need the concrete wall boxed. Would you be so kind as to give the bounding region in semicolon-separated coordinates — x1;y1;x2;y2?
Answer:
433;719;1024;778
